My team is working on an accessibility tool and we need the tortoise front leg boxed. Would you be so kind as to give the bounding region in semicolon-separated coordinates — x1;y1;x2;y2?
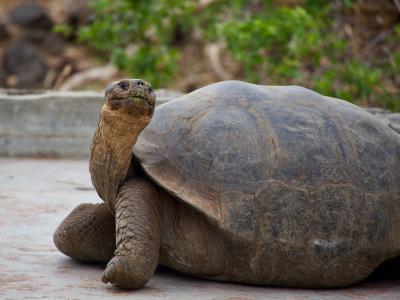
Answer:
102;179;161;289
54;203;115;263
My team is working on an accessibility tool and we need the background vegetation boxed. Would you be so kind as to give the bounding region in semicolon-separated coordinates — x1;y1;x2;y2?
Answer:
63;0;400;111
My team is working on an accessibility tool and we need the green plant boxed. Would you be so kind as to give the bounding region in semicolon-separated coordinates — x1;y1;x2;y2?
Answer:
218;6;325;82
78;0;197;87
76;0;399;111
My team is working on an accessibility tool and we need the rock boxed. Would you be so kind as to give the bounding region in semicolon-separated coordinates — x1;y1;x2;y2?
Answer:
0;21;9;41
9;3;53;30
61;0;92;25
21;29;48;45
19;30;66;53
52;0;92;41
0;69;6;87
3;40;47;88
65;0;92;26
41;33;66;55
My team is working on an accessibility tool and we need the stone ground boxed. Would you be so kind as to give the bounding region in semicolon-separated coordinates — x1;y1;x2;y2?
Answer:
1;158;400;300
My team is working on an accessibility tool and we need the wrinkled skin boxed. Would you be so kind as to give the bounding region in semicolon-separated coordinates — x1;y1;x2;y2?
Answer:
54;79;400;290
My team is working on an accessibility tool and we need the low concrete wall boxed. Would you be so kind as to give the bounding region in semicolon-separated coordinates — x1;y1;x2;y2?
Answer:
0;89;182;158
0;89;398;158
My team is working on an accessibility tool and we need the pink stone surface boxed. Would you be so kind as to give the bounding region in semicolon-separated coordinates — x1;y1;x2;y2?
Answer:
0;158;399;299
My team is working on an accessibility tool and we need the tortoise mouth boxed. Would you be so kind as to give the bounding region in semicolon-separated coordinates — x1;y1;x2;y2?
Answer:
107;92;155;118
129;88;156;107
129;94;152;105
112;93;154;108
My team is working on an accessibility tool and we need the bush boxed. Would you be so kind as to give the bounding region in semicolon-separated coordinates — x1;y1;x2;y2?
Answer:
74;0;400;111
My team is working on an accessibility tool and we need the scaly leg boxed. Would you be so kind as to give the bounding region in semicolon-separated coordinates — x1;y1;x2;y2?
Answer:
101;179;161;289
54;203;115;263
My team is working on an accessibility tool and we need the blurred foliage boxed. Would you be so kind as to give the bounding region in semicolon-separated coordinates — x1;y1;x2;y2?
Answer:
75;0;196;87
71;0;399;110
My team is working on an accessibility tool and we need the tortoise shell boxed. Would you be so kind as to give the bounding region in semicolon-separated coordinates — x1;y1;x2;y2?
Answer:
134;81;400;250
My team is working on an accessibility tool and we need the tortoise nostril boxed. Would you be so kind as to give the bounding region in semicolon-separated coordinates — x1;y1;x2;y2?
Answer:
136;80;144;86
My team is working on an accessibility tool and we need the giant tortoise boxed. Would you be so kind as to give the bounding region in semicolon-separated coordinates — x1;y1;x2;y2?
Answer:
54;79;400;289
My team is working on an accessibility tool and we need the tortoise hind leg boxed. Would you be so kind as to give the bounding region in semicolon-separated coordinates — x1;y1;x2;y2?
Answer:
54;203;115;263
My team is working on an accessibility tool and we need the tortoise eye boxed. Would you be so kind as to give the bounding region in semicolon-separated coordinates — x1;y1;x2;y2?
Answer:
118;81;129;91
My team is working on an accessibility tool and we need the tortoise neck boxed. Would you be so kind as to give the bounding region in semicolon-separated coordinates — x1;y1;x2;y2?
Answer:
89;105;150;211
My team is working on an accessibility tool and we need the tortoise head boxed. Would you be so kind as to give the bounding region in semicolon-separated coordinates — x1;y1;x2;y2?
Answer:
104;79;156;120
90;79;156;208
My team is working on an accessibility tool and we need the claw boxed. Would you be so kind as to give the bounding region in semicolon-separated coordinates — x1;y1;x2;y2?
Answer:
101;274;109;284
102;256;130;286
102;267;112;283
101;255;148;289
102;259;117;284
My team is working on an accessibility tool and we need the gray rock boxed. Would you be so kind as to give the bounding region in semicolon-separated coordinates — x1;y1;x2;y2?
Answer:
0;69;6;87
9;3;53;30
18;30;67;54
0;21;9;41
3;40;47;88
63;0;92;39
41;33;66;54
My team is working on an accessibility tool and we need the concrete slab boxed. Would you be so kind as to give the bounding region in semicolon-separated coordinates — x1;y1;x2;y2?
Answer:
0;89;182;158
1;158;400;299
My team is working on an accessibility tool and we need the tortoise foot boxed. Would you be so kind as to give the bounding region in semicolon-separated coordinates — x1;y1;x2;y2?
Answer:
102;255;148;290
